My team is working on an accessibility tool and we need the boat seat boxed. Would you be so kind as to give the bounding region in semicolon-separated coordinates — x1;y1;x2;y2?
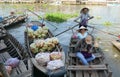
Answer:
67;65;108;71
0;41;7;51
69;52;102;58
0;52;32;77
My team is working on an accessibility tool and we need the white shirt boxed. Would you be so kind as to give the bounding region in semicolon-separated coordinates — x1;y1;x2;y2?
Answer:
77;32;88;39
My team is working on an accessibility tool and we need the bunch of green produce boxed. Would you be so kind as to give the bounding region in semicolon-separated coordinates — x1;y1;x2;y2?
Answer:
26;26;48;39
30;37;59;53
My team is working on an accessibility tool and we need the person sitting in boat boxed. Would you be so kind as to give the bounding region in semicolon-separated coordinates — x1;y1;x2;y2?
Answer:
75;35;98;65
74;7;93;28
77;26;88;39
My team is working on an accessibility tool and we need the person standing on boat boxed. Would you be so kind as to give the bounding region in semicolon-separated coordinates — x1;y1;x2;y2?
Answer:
74;7;93;28
75;35;98;65
77;26;88;39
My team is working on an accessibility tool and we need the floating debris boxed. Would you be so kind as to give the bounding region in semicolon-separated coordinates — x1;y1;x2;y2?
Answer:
103;21;112;27
114;54;118;58
104;49;109;52
96;16;102;20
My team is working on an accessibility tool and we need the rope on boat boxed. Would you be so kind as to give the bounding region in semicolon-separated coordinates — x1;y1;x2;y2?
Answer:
26;9;58;30
87;25;118;37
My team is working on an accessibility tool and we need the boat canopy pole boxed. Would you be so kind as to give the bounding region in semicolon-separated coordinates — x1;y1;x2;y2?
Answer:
26;9;58;29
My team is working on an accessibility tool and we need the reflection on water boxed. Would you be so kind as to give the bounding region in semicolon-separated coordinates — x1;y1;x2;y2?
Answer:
1;3;120;77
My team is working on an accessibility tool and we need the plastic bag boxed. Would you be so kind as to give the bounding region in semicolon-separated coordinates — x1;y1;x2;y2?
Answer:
50;52;62;60
47;59;64;70
5;66;12;74
5;58;20;68
31;25;39;31
47;67;66;77
35;52;50;65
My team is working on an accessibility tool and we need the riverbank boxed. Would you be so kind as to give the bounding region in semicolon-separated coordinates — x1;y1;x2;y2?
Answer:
0;0;120;5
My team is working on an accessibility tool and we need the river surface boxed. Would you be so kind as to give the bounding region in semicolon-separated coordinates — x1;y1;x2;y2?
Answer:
1;3;120;77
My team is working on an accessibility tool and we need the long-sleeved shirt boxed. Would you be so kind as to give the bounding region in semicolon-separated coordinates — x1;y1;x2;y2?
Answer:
77;32;88;39
75;13;90;25
75;38;94;52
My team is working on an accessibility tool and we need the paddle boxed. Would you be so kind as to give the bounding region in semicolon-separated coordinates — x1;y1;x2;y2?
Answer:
26;9;58;29
55;17;94;36
55;24;79;36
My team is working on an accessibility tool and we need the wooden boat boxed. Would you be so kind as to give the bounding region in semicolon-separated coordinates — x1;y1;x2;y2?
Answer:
0;27;32;77
112;40;120;51
24;21;66;77
0;14;27;28
66;34;112;77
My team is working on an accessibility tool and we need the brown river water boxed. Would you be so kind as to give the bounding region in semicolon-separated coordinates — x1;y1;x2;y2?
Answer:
1;3;120;77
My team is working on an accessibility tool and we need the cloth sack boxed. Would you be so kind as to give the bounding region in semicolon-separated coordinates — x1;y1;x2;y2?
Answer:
47;59;64;70
50;52;62;60
35;52;50;65
5;66;12;74
5;58;20;68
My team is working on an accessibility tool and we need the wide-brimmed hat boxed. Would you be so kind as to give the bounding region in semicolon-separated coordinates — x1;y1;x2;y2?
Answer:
77;26;88;31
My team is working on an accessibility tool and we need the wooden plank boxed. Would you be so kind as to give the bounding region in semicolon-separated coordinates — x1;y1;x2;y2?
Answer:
0;42;7;51
91;71;99;77
67;65;107;71
69;71;74;77
13;70;32;77
98;71;106;77
69;53;102;58
17;60;27;73
112;40;120;50
0;63;10;77
10;68;18;77
31;58;47;73
0;54;5;62
8;39;23;59
2;52;11;59
76;71;83;77
83;71;89;77
28;59;32;70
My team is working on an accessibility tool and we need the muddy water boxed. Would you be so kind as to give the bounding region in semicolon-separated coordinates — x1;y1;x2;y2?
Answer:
1;3;120;77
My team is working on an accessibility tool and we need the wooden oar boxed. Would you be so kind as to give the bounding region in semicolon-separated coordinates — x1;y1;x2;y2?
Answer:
55;24;79;36
55;17;94;36
26;9;58;29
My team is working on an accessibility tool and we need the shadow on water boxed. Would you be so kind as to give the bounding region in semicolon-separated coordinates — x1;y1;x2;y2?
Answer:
1;3;120;77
